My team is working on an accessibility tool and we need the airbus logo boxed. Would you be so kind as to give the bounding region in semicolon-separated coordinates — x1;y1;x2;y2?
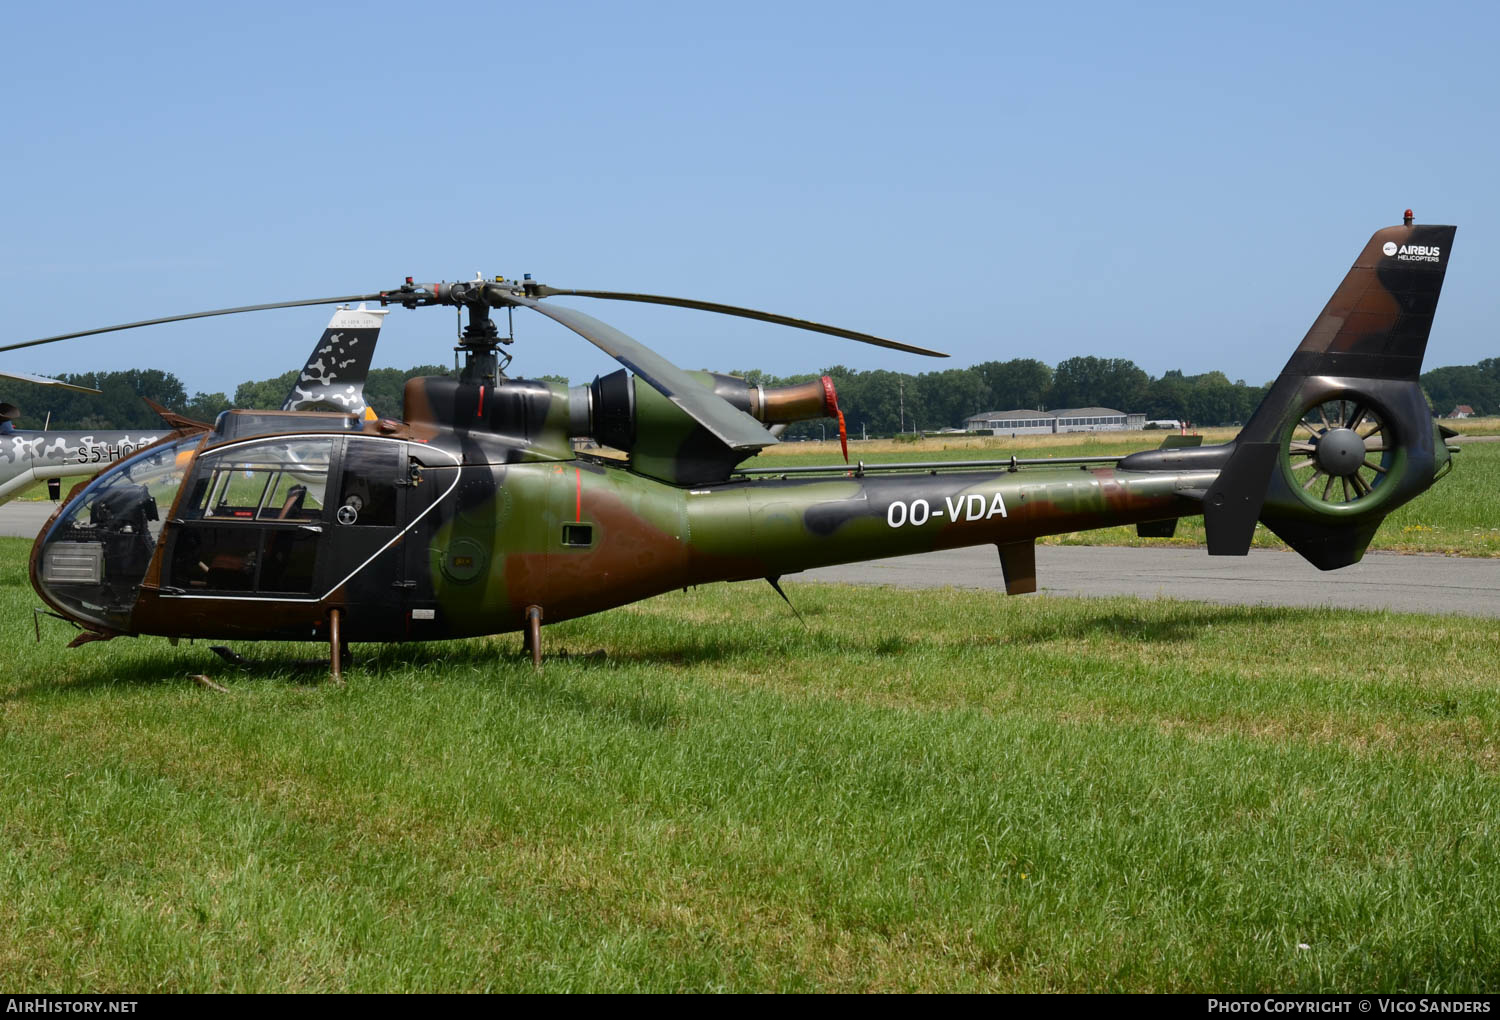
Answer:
1384;242;1441;263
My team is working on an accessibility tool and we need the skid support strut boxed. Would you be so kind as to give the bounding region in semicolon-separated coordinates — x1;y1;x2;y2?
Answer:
522;605;544;669
329;609;345;686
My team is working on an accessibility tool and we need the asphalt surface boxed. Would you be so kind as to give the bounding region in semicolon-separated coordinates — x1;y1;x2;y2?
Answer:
801;430;1500;614
5;500;1498;617
0;501;53;538
799;546;1500;617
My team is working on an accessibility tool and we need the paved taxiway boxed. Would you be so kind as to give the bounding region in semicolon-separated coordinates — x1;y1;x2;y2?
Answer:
5;499;1498;617
1;501;54;538
799;545;1500;618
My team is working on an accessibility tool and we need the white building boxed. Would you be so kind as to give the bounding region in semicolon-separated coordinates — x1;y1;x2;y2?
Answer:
964;407;1143;434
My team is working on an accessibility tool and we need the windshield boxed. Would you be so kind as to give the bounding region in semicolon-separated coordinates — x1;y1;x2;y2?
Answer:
35;435;199;630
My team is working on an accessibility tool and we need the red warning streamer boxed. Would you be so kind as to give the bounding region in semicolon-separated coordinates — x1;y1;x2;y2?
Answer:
821;375;849;463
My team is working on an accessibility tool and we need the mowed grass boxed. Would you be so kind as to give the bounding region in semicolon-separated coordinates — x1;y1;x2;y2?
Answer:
753;430;1500;556
2;539;1498;991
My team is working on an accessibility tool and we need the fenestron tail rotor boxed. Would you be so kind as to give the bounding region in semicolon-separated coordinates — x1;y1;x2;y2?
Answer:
1283;398;1399;510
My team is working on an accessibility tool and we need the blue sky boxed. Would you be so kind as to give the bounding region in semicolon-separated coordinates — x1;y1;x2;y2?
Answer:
4;0;1496;398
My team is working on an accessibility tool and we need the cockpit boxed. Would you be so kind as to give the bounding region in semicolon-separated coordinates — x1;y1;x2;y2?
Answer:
34;435;197;631
34;427;427;637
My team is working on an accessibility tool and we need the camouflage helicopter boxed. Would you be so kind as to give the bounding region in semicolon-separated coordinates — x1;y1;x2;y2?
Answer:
7;214;1459;678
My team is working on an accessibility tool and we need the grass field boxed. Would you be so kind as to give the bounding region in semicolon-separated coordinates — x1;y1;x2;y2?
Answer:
2;537;1497;992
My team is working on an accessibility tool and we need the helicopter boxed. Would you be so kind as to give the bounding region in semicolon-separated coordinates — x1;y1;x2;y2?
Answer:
7;214;1459;679
0;371;168;506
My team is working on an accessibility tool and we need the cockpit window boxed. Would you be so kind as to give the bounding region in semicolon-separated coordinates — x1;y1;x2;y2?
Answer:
184;439;333;522
35;435;199;630
337;438;401;527
54;437;195;548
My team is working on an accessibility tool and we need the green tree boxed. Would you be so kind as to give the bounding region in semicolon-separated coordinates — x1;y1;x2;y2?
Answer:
973;359;1052;414
1047;357;1149;411
234;370;299;410
1146;370;1191;420
1422;363;1500;415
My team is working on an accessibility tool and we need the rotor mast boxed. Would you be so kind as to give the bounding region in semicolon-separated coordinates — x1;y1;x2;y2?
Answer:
379;276;530;386
456;295;508;386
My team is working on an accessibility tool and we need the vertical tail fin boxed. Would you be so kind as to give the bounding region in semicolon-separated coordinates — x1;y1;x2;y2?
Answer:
1203;218;1457;566
1243;220;1455;439
281;304;388;417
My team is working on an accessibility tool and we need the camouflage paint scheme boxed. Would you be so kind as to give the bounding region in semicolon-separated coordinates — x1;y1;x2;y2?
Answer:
29;222;1459;650
282;305;386;416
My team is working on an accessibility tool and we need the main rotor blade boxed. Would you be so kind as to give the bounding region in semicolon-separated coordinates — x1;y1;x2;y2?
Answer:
0;370;101;394
0;295;384;354
532;287;947;358
515;295;778;452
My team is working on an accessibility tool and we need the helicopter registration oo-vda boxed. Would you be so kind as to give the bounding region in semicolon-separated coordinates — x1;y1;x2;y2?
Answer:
3;216;1461;679
0;304;388;506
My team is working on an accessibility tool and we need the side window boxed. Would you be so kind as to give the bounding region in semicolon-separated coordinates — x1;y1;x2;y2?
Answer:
337;439;401;527
183;439;333;522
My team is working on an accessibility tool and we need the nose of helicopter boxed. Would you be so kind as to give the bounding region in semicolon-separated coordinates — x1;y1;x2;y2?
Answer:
33;438;194;633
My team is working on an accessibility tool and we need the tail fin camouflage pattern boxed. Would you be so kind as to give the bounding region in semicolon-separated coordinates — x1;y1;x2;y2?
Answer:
280;304;388;417
1125;217;1457;568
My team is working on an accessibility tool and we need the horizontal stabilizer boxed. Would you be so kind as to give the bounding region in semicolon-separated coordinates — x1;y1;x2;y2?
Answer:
1137;519;1178;538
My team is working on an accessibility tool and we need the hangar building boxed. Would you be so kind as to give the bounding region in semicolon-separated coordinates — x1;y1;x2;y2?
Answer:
963;408;1146;434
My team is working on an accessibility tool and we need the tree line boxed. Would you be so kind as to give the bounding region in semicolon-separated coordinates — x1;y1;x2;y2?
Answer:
750;358;1269;438
1418;358;1500;417
0;366;447;432
3;356;1495;435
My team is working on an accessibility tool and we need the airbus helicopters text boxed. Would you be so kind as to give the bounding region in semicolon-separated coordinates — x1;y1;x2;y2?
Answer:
5;215;1459;677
